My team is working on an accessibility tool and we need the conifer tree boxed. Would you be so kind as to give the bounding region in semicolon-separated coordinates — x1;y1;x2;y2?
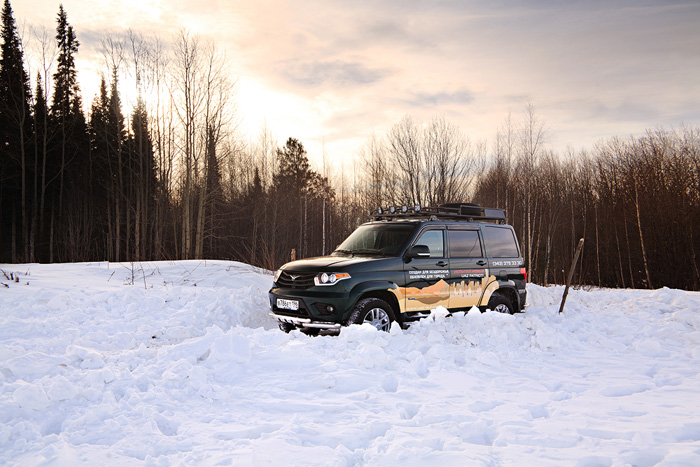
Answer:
107;70;127;260
129;98;157;259
48;4;82;260
87;77;112;258
32;73;48;261
272;138;315;261
51;5;78;121
0;0;32;262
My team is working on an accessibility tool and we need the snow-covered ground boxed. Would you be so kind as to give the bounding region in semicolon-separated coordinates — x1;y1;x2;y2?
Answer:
1;260;699;466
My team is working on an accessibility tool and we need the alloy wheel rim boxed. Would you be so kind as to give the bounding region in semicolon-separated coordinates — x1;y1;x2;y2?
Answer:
494;303;510;314
363;307;390;331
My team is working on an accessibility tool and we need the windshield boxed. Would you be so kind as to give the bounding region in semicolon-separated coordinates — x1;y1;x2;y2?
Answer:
334;223;417;257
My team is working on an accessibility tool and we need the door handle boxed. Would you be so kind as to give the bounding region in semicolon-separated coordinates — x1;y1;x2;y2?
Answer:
436;261;448;267
476;260;487;266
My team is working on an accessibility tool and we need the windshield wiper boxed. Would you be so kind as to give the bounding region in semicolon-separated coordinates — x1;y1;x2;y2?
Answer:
350;248;386;256
333;249;353;256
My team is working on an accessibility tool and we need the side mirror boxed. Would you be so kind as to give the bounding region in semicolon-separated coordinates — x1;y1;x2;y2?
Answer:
407;244;430;258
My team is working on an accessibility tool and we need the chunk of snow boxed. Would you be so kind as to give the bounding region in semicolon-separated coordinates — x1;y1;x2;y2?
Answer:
0;260;698;465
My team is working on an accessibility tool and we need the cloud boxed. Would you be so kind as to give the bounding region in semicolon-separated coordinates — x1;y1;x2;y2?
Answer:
334;19;440;54
276;59;390;89
13;0;700;160
407;89;475;108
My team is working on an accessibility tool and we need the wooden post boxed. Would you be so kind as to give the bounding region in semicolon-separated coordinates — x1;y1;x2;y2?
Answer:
559;238;584;314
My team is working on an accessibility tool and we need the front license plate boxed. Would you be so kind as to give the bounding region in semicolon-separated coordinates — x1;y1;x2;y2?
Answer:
277;298;299;311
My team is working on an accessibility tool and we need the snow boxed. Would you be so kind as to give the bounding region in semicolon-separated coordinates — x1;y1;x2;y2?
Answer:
1;260;699;466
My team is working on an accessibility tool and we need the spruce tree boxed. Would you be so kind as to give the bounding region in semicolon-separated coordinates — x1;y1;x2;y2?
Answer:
51;4;79;120
32;72;48;261
0;0;32;262
273;138;315;261
129;98;157;259
88;77;112;259
49;4;88;261
274;137;312;193
107;70;126;260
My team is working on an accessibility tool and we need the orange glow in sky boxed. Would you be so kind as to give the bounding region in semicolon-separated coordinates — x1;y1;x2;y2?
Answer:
13;0;700;170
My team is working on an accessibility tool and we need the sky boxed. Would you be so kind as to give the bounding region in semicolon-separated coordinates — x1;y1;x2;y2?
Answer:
12;0;700;169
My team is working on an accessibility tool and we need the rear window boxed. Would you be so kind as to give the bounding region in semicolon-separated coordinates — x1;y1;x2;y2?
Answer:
448;230;482;258
484;226;519;258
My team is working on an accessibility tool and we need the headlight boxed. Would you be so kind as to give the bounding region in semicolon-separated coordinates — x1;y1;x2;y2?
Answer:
273;269;283;283
314;272;351;286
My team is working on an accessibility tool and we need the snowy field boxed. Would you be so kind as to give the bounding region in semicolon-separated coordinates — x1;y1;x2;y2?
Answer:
1;260;699;466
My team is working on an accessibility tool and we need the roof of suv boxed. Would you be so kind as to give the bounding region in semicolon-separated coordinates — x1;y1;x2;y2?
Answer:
368;203;507;225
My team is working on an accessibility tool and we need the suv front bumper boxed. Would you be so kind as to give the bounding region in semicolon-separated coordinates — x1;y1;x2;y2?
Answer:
269;288;354;329
269;313;342;330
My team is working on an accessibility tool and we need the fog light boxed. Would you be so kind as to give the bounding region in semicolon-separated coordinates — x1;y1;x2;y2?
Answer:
314;303;336;315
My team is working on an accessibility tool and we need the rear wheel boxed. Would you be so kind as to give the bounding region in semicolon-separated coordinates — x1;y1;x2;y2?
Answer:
487;292;514;314
349;298;395;332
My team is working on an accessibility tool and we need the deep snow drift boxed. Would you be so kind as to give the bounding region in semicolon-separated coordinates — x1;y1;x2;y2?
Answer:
1;260;699;466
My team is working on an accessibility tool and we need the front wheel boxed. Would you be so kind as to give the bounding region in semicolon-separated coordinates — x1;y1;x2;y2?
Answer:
487;292;514;314
349;298;395;332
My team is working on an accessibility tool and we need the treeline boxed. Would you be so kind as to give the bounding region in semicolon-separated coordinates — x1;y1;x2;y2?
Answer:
1;1;699;290
0;1;348;267
355;110;700;291
475;119;700;290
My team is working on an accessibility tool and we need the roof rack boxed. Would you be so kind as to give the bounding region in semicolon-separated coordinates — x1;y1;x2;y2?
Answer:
369;203;506;224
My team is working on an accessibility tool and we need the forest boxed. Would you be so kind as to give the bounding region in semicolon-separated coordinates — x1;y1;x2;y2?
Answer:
1;1;699;290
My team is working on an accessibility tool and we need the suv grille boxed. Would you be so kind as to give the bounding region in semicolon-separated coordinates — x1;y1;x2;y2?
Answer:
277;271;316;289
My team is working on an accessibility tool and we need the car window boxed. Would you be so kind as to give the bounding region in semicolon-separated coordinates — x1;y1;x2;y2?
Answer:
449;230;482;258
415;230;444;258
484;226;519;258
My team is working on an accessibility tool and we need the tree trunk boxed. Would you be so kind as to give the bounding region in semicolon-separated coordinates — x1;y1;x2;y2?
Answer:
595;201;601;287
623;208;635;288
613;214;626;288
690;224;700;289
20;123;28;262
634;182;653;289
195;182;206;259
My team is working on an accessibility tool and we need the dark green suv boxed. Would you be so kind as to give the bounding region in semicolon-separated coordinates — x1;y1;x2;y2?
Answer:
269;204;527;334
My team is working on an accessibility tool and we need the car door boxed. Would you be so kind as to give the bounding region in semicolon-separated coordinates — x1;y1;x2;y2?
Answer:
447;228;489;310
402;228;450;312
483;225;525;308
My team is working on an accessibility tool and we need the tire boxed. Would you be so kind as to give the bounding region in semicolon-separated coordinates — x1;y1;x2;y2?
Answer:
487;292;514;314
348;298;395;332
278;321;295;333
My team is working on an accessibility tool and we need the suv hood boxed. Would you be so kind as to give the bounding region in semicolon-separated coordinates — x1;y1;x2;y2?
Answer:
280;255;387;272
